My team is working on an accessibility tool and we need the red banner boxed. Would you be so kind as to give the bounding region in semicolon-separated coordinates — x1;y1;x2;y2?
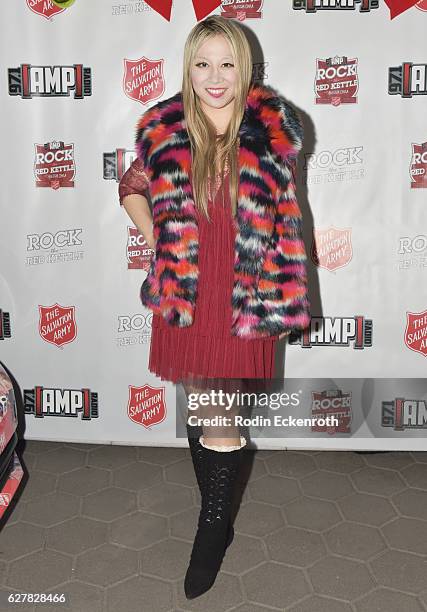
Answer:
384;0;418;18
144;0;222;21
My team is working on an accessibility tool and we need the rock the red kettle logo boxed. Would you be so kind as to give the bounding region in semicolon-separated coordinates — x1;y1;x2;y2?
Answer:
221;0;263;21
127;384;166;428
410;142;427;189
311;227;353;271
34;141;75;189
311;389;352;435
315;56;358;106
39;303;77;348
26;0;65;20
123;57;165;106
127;227;153;271
405;310;427;357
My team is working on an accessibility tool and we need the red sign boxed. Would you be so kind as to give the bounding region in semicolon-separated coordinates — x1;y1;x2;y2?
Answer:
39;303;77;348
312;227;353;272
127;384;166;428
311;390;352;435
123;57;165;106
410;142;427;189
127;226;153;271
384;0;419;18
26;0;65;20
221;0;263;20
34;141;75;189
144;0;222;21
315;56;358;106
404;310;427;357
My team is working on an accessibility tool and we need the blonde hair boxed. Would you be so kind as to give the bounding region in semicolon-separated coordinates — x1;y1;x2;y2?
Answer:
181;15;253;220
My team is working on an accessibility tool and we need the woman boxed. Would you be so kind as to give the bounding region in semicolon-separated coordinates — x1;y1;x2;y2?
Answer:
119;15;310;599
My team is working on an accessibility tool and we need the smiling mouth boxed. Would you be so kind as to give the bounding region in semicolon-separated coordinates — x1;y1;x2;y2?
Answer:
206;88;227;97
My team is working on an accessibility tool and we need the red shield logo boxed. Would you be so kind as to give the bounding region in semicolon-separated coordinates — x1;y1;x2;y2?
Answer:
39;303;77;348
221;0;263;20
26;0;65;20
315;56;358;106
127;226;154;270
404;310;427;357
311;390;352;435
34;141;75;189
311;226;353;271
410;142;427;189
123;57;165;105
127;384;166;428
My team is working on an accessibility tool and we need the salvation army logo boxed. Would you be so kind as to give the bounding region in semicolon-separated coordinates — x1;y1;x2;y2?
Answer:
315;56;358;106
39;303;77;348
26;0;65;20
404;310;427;357
127;384;166;428
410;142;427;189
311;227;353;271
123;57;165;106
34;141;75;189
221;0;263;20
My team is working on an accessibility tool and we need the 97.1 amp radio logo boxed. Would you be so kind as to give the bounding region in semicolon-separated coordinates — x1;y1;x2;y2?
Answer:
382;398;427;430
293;1;379;11
0;310;11;340
388;62;427;97
8;64;92;98
24;387;98;420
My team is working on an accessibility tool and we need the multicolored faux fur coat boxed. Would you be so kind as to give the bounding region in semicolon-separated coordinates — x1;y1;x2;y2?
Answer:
135;82;310;340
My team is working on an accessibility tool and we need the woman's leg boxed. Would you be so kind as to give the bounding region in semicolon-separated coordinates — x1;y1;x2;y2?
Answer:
182;377;245;449
180;376;246;599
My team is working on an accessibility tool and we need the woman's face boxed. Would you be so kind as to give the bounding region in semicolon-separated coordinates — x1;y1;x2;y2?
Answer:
190;34;237;115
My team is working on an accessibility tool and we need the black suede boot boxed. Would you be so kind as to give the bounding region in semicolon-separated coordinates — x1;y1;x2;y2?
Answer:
184;437;243;600
186;422;234;549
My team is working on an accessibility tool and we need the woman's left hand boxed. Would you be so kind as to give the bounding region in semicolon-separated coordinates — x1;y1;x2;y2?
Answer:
278;330;291;340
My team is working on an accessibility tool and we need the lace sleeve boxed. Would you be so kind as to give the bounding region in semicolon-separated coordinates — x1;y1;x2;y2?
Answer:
118;157;150;206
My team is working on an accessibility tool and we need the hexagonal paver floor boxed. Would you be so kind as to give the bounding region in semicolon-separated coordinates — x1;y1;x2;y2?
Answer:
1;442;427;611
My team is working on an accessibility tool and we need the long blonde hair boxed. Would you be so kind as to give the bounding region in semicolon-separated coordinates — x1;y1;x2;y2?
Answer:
181;15;253;220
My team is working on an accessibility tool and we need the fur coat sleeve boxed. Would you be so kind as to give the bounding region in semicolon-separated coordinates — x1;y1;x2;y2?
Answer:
250;103;310;335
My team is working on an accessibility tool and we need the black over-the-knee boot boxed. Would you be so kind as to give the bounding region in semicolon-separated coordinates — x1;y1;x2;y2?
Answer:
186;423;234;547
184;434;243;600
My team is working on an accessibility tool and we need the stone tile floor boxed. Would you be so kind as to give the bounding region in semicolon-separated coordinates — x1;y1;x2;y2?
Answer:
0;441;426;611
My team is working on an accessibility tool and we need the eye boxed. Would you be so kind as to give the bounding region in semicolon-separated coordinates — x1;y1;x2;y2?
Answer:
194;62;235;68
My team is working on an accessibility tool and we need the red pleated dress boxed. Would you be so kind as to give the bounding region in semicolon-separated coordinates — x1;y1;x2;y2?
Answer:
147;168;277;384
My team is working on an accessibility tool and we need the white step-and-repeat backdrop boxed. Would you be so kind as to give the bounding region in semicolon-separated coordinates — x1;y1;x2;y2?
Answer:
1;0;426;450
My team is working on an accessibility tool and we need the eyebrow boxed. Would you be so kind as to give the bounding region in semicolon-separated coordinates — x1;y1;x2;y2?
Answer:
194;55;234;60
